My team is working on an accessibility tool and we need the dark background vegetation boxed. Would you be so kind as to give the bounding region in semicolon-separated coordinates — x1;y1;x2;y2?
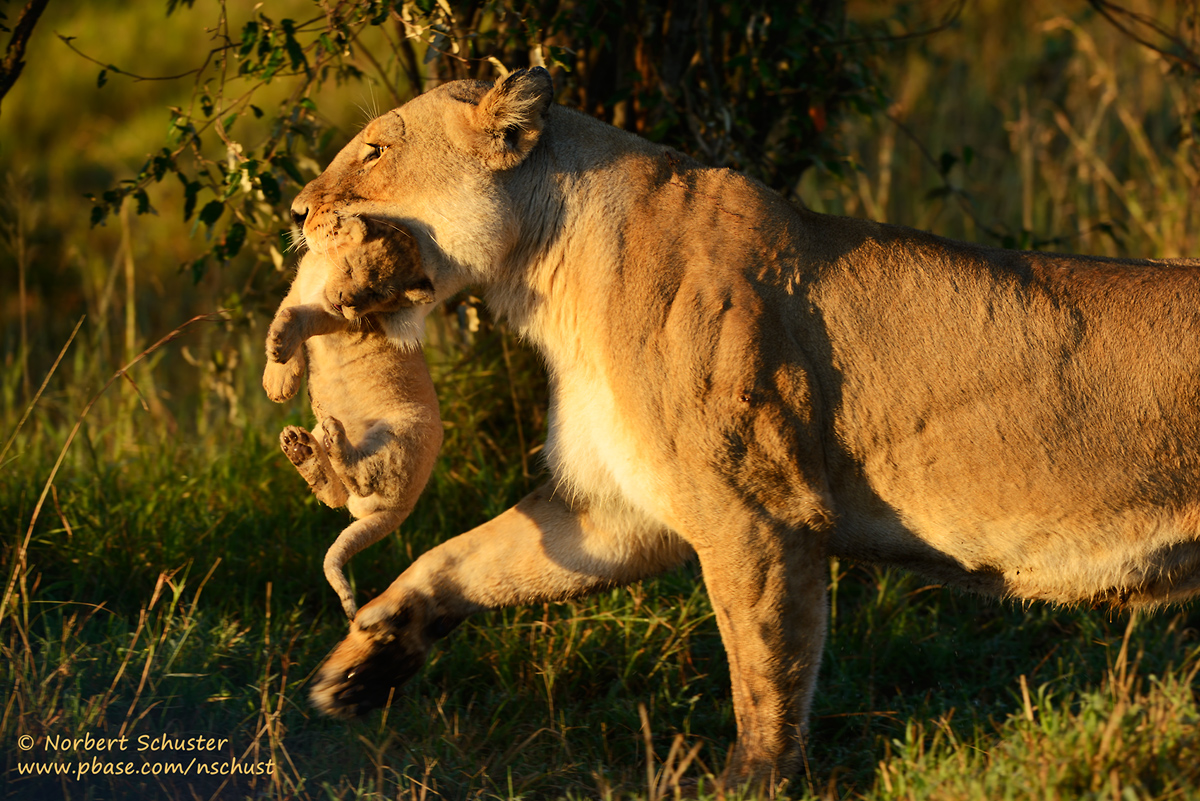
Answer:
1;1;1199;798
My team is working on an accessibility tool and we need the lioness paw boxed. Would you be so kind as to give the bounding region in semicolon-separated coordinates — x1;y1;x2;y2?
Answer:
310;595;462;718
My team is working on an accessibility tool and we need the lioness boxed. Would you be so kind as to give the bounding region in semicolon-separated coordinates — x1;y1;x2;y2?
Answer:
263;216;443;618
291;67;1200;785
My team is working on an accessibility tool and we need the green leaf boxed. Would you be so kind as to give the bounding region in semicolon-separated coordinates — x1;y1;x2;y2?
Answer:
190;256;208;284
222;173;242;200
199;200;224;228
259;173;281;204
97;69;107;88
182;180;202;222
239;21;259;57
220;223;247;260
938;151;958;176
151;150;174;182
370;5;392;25
281;19;307;73
271;155;304;185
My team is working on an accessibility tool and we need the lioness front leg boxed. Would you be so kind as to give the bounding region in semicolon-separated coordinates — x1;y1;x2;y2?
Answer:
692;516;829;788
280;425;351;508
310;484;690;717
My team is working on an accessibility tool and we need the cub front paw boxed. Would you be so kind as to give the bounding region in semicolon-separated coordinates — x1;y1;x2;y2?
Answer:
266;309;304;363
263;358;302;402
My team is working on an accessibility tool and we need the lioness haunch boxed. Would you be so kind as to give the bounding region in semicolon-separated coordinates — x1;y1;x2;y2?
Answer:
262;216;442;619
290;67;1200;786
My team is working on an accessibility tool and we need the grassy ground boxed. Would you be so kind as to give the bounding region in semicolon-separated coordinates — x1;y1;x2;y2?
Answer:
5;328;1198;800
3;0;1199;799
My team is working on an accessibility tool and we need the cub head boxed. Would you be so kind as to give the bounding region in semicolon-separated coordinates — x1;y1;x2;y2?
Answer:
290;67;555;342
319;215;436;342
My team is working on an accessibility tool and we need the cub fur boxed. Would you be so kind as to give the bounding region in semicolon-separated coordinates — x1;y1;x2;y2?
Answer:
263;216;442;618
289;68;1200;786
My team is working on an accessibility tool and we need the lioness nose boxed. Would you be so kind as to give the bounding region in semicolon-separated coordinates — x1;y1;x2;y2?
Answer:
290;202;309;229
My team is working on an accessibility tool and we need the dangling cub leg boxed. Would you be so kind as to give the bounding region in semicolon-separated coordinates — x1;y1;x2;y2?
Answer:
279;425;351;510
320;414;439;508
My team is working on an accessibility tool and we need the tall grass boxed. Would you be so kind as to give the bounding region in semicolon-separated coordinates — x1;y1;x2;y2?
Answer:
2;0;1199;799
809;0;1198;260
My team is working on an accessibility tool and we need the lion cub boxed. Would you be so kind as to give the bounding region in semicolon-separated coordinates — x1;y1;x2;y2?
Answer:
263;216;443;619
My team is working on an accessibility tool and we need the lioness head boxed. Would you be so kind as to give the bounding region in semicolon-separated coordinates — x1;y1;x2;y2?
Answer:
290;68;555;343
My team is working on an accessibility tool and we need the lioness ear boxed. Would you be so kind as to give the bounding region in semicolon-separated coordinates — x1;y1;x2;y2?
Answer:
471;66;553;170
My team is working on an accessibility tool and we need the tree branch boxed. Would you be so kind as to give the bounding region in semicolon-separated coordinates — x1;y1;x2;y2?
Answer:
1087;0;1200;75
0;0;51;112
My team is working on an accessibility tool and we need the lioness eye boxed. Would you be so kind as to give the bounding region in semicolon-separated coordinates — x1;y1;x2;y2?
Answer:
364;143;387;164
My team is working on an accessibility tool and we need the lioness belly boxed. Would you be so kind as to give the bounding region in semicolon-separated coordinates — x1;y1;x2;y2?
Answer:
824;347;1200;605
829;500;1200;606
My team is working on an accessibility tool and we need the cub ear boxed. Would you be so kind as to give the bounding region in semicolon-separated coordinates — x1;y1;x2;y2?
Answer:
471;66;553;170
402;278;436;306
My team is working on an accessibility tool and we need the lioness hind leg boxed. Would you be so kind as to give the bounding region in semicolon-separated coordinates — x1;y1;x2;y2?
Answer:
309;483;690;718
324;510;404;619
280;425;350;508
691;517;828;789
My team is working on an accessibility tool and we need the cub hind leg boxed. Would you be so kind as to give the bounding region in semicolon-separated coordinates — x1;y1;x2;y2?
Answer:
280;425;350;508
320;415;439;508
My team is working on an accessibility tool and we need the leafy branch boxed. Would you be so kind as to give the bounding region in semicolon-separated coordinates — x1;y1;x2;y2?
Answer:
72;0;891;299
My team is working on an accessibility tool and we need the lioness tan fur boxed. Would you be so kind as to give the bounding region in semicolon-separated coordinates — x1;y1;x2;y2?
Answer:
290;68;1200;786
263;217;442;618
